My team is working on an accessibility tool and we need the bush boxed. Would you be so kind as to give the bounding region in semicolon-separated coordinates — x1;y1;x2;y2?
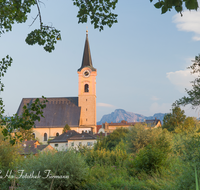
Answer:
126;124;172;154
84;164;130;189
0;130;23;189
126;126;172;175
129;144;170;175
18;151;88;190
81;148;128;167
94;127;129;151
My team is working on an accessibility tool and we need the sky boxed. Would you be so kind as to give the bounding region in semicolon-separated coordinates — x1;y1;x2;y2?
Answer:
1;1;200;121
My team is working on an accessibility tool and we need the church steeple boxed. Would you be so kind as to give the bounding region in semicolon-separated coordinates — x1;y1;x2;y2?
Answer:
77;30;97;131
78;31;96;71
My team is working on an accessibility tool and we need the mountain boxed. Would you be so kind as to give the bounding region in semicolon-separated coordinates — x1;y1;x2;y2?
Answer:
97;109;166;125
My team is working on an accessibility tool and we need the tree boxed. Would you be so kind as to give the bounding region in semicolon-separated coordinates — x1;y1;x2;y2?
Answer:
175;54;200;109
62;124;71;133
0;96;48;145
162;106;186;132
17;127;35;141
94;127;129;151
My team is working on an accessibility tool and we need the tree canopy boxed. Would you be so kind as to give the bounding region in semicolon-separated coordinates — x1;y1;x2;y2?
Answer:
152;0;199;15
162;106;186;132
175;55;200;109
1;0;199;53
162;106;199;133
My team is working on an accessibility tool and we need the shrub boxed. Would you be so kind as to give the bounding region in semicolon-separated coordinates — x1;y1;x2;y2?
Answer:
0;131;23;189
84;164;130;189
126;126;172;175
82;148;128;167
94;127;129;151
126;124;172;154
130;144;170;175
18;150;88;190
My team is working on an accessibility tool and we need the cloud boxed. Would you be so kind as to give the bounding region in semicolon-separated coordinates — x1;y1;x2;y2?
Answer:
97;103;115;108
173;10;200;41
151;96;159;101
166;69;198;92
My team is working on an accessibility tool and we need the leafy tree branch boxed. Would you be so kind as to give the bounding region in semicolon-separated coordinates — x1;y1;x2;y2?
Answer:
175;55;200;109
152;0;198;15
0;97;48;145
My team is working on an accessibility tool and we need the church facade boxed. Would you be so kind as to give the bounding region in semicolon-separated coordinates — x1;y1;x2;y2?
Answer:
17;31;97;144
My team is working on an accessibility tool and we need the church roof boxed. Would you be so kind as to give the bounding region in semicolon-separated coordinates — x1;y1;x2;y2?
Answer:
17;97;80;128
78;32;96;71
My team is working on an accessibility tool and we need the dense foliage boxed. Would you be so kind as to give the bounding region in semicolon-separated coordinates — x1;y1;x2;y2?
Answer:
2;122;200;189
162;106;198;133
0;128;23;189
152;0;198;14
18;151;88;190
162;106;186;132
94;127;129;151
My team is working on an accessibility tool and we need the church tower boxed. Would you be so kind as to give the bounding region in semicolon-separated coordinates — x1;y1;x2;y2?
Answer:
77;31;97;132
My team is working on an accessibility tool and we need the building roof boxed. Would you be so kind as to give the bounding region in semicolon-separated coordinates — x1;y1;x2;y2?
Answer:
77;32;96;72
104;120;137;126
17;97;81;128
94;133;111;137
21;140;40;146
103;119;161;127
19;140;43;155
48;130;80;143
145;119;161;127
68;132;97;140
96;125;102;133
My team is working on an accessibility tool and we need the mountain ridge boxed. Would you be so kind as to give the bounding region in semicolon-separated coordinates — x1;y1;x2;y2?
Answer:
97;109;166;125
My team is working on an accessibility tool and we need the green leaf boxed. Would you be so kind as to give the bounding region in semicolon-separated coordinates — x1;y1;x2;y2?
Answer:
175;5;183;12
185;0;198;10
161;6;168;14
154;2;162;8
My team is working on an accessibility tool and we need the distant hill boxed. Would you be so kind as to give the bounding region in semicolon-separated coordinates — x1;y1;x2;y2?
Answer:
97;109;166;125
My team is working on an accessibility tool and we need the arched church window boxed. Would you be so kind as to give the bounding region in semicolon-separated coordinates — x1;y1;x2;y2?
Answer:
44;133;47;141
56;132;59;137
32;133;35;139
84;84;89;92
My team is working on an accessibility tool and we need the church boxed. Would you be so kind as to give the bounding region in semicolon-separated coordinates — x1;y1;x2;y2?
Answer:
17;31;97;144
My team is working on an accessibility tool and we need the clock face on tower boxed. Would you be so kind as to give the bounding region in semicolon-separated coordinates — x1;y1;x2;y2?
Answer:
83;70;90;77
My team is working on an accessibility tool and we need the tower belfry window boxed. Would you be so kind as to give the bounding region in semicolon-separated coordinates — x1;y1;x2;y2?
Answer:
84;84;89;92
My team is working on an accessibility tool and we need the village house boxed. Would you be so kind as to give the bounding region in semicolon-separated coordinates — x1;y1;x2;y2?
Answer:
19;140;55;157
98;118;162;133
48;130;97;151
